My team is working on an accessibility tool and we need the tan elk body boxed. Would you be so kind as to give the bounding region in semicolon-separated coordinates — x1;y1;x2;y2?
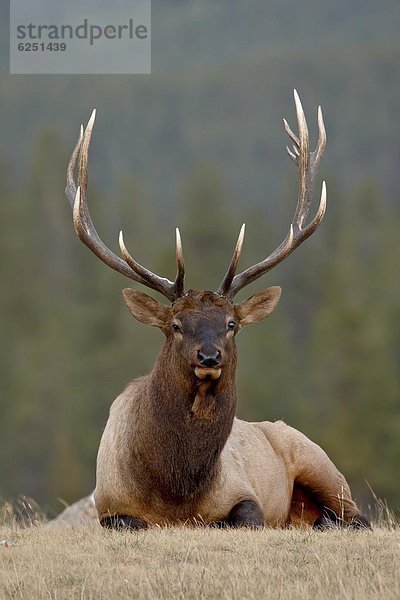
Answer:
65;92;369;529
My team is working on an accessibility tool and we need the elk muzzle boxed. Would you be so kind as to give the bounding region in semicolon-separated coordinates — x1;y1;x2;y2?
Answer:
195;346;222;380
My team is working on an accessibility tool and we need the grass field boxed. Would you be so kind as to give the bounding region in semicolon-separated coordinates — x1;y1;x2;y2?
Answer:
1;520;399;600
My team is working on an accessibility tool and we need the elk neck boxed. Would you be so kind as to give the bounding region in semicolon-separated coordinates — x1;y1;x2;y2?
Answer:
136;339;237;506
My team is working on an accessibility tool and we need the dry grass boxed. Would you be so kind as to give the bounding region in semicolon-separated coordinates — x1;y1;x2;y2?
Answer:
0;521;399;600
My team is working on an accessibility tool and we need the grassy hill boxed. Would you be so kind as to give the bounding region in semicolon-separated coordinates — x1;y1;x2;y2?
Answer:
0;522;399;599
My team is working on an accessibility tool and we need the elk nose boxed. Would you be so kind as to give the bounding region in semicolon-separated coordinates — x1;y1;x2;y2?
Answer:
197;349;222;368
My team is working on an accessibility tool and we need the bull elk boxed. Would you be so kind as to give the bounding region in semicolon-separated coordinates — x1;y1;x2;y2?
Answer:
65;91;370;530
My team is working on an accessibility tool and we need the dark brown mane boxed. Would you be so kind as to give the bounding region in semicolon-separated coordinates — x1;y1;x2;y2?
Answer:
124;344;237;513
136;294;237;508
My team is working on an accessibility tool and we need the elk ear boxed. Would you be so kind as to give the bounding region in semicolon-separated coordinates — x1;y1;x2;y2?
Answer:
122;289;171;328
235;286;282;326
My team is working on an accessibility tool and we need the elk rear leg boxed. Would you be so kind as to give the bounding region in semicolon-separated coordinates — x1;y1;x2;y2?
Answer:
100;515;148;531
263;421;371;529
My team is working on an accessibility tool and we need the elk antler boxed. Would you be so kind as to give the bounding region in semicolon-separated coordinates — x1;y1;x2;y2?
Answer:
65;110;185;302
217;90;327;299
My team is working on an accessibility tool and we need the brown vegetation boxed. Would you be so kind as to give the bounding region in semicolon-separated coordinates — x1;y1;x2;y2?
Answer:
0;522;399;599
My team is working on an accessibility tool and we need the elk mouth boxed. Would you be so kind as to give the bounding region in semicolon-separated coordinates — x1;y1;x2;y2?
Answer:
194;367;222;381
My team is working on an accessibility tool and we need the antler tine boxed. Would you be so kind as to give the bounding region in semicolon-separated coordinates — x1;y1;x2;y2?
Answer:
216;224;246;296
65;124;83;209
315;105;327;168
174;228;185;298
73;111;104;247
219;91;327;300
292;90;310;229
118;228;186;300
283;118;299;148
66;111;186;302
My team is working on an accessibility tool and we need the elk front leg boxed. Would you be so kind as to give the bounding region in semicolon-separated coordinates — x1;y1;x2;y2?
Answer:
227;499;264;528
100;515;148;531
212;499;264;528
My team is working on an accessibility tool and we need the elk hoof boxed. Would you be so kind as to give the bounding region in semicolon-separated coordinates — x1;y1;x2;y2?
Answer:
227;499;264;528
313;510;372;530
349;514;372;530
100;514;148;531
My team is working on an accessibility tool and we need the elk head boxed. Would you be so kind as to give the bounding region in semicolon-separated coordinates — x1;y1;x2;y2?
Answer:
121;287;282;388
65;91;326;390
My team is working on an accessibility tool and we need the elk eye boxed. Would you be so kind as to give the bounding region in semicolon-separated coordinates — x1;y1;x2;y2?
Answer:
172;323;182;333
227;320;236;331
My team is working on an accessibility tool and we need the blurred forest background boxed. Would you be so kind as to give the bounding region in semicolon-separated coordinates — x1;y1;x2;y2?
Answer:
0;0;399;517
